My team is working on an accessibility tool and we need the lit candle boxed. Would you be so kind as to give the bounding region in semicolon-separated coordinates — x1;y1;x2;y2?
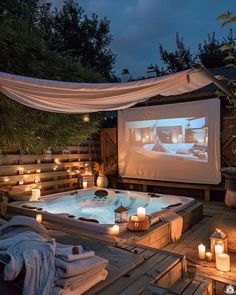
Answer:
36;213;42;223
215;244;223;258
35;178;40;183
216;253;230;272
18;167;24;175
111;224;119;235
130;215;139;222
31;189;41;201
198;244;206;260
18;180;24;185
137;207;146;221
206;252;213;262
83;181;88;189
36;169;41;173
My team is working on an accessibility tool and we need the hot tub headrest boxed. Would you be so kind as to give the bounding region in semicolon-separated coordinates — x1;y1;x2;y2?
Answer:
94;190;108;197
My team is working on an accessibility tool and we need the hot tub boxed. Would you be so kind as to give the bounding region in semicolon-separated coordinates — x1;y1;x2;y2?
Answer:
12;188;195;235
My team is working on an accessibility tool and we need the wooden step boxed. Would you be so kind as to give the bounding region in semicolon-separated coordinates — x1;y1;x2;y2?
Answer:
97;245;185;295
142;275;213;295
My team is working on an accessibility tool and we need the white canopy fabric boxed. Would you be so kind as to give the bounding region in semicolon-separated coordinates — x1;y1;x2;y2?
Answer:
0;67;214;113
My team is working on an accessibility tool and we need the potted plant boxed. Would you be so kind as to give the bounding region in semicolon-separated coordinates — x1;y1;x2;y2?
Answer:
95;160;117;188
222;167;236;208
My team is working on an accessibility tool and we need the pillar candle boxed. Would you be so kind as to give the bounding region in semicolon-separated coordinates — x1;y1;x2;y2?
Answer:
216;253;230;272
31;189;41;201
83;181;88;189
36;214;42;223
111;224;119;235
137;207;146;221
198;244;206;260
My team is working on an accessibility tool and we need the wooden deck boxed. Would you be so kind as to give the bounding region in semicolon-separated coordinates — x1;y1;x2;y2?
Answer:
163;202;236;294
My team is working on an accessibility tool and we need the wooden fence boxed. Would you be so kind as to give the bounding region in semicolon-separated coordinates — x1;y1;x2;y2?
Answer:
0;139;99;196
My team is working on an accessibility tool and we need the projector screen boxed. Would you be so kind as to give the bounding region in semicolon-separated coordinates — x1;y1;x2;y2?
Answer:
118;98;221;184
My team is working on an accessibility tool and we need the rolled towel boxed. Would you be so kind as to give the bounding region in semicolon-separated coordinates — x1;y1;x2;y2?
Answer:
52;270;108;295
56;245;94;262
55;264;106;289
55;255;108;278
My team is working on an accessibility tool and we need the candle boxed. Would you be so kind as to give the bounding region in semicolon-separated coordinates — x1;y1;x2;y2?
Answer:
137;207;146;221
206;252;213;262
36;213;42;223
18;167;24;175
198;244;206;260
35;178;40;183
18;180;24;185
130;215;139;222
31;189;41;201
36;169;41;173
111;224;119;235
83;181;88;189
216;253;230;272
215;244;223;258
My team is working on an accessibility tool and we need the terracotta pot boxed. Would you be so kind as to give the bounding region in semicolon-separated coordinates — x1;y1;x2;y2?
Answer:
225;190;236;208
96;176;108;188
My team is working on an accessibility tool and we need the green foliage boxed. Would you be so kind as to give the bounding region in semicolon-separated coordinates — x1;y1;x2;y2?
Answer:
198;31;235;68
159;33;197;74
0;0;106;153
37;0;116;81
217;10;236;109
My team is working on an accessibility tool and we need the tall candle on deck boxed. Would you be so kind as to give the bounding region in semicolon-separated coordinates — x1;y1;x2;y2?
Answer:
137;207;146;221
216;253;230;272
36;214;42;223
111;224;119;235
198;244;206;260
31;189;41;201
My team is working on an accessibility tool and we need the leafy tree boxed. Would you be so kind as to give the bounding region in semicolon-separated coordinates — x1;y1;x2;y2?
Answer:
159;33;197;73
38;0;116;81
198;31;235;68
0;0;105;153
217;11;236;109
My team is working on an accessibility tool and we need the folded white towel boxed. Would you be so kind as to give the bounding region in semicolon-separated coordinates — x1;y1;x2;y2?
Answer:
55;255;108;278
55;264;106;289
52;270;108;295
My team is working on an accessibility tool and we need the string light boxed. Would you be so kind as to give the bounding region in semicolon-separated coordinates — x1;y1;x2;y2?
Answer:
82;114;90;123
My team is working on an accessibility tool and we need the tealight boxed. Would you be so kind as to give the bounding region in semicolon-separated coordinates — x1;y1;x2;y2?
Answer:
216;253;230;272
206;251;213;262
36;169;41;173
137;207;146;221
111;224;119;235
18;180;24;185
83;181;88;189
198;244;206;260
36;213;42;223
18;167;24;175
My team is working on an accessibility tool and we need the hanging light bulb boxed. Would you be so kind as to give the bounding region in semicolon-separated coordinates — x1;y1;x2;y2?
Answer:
82;114;90;123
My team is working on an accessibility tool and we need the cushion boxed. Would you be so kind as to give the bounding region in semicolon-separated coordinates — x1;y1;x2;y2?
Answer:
176;148;193;154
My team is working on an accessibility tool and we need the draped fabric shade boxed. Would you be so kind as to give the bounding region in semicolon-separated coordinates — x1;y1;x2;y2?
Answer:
0;67;214;113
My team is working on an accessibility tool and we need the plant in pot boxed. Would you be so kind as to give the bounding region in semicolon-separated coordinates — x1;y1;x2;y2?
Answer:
222;167;236;208
95;160;117;188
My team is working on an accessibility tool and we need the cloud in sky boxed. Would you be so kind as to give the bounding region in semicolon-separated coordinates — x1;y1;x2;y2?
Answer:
52;0;235;78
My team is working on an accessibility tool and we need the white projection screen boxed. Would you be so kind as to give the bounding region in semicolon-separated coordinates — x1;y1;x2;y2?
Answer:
118;98;221;184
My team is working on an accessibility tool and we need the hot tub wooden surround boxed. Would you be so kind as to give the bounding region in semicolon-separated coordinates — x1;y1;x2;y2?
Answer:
6;200;203;250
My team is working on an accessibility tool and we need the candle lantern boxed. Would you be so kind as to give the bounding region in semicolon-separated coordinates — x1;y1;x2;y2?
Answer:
210;229;228;259
114;204;128;223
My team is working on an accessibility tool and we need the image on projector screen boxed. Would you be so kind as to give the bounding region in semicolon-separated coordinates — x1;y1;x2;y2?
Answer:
127;117;208;162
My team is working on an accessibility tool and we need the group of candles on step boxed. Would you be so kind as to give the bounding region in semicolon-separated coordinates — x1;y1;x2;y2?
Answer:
111;207;146;235
198;229;230;272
